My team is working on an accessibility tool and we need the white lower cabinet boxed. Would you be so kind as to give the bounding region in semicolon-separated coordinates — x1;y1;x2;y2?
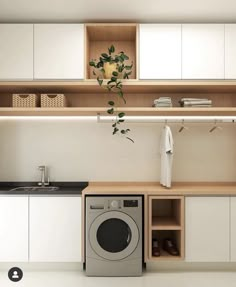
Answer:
230;197;236;261
0;196;28;262
185;196;230;262
29;196;82;262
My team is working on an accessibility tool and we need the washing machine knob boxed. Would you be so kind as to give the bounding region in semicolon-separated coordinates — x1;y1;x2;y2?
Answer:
111;200;119;208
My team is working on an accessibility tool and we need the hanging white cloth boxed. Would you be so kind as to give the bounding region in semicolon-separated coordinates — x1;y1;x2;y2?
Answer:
160;125;174;188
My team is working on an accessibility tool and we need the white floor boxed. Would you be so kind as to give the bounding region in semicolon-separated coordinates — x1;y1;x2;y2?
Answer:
1;270;236;287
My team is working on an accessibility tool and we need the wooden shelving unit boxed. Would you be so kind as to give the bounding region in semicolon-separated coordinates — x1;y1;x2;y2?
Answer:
148;196;184;261
1;80;236;116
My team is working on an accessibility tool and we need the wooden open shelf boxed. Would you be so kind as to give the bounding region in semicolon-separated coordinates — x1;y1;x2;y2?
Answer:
152;217;181;230
148;196;184;261
1;80;236;116
0;107;235;117
85;24;137;79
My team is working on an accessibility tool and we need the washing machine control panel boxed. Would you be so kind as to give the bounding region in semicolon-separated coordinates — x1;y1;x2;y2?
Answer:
124;200;138;207
110;200;119;208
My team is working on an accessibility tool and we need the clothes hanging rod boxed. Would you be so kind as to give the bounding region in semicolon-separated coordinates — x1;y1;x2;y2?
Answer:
97;114;236;124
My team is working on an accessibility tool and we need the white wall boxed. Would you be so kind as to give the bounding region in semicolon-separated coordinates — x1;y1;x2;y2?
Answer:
0;119;235;182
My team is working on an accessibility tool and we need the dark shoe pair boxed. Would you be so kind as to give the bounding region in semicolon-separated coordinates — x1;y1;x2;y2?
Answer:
163;238;179;256
152;238;179;257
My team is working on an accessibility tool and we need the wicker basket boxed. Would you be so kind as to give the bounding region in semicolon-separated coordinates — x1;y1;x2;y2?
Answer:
12;94;39;108
41;94;66;108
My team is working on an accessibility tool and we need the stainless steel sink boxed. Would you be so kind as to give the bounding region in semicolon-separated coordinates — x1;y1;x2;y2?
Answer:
9;186;59;192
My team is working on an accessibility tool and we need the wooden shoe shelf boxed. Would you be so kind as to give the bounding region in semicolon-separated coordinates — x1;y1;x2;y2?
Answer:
148;196;185;261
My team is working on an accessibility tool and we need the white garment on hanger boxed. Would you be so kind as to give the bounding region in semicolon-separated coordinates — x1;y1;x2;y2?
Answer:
160;125;174;188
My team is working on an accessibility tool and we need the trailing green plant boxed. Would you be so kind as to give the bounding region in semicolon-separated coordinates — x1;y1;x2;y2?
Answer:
89;45;134;143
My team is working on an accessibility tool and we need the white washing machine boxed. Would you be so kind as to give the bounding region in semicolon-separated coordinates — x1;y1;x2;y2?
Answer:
85;196;143;276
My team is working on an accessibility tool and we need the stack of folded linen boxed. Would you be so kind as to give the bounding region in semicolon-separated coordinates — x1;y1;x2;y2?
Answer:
153;97;172;107
179;98;212;107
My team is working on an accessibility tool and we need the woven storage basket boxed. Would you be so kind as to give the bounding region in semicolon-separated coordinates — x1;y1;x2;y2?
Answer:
41;94;66;108
12;94;38;108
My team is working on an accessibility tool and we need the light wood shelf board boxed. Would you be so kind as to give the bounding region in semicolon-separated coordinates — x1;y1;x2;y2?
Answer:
152;217;181;230
2;80;236;93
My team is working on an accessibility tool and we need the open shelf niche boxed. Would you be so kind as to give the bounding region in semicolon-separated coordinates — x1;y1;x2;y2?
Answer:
148;196;184;261
85;23;138;79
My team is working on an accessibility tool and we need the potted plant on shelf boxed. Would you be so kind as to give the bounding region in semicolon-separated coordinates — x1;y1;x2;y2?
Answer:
89;45;134;143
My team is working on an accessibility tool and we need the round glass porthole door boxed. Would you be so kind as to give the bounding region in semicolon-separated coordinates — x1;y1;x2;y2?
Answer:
89;211;139;261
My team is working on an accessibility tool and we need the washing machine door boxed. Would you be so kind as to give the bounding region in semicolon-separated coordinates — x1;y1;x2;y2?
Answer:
89;211;140;261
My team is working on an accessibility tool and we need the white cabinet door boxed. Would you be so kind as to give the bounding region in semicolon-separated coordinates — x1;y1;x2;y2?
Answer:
182;24;224;79
230;197;236;261
34;24;84;79
30;196;81;262
139;24;181;79
185;196;230;262
0;196;28;262
0;24;33;80
225;24;236;79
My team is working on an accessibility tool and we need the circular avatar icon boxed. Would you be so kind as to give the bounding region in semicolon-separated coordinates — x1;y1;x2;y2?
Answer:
8;267;23;282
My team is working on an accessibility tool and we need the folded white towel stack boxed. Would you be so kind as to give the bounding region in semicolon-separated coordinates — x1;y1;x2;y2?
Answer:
179;98;212;107
153;97;172;107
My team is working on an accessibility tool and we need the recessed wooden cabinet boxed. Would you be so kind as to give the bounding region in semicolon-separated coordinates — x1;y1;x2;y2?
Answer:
85;24;137;79
148;196;184;261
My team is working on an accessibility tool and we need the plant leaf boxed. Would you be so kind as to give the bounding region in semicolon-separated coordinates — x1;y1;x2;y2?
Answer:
89;61;96;67
92;70;96;75
113;127;119;135
107;108;114;114
97;77;103;86
110;45;115;53
112;71;118;77
111;77;117;82
118;112;125;118
102;53;109;58
108;101;114;106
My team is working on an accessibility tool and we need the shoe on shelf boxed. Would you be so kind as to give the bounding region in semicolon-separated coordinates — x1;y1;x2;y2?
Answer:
152;238;161;257
163;238;179;256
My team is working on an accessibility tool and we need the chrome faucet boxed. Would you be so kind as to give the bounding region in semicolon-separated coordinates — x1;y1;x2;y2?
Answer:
38;165;50;186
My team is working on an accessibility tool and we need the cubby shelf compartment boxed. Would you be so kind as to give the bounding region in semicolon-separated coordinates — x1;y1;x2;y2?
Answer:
148;196;184;261
85;24;138;79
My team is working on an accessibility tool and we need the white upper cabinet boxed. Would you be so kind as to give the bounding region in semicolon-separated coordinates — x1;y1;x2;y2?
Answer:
139;24;181;79
0;196;28;262
34;24;84;79
30;196;82;262
182;24;224;79
185;196;230;262
0;24;33;80
225;24;236;79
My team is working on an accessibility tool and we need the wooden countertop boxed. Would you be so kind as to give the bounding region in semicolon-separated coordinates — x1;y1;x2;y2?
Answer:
83;182;236;196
